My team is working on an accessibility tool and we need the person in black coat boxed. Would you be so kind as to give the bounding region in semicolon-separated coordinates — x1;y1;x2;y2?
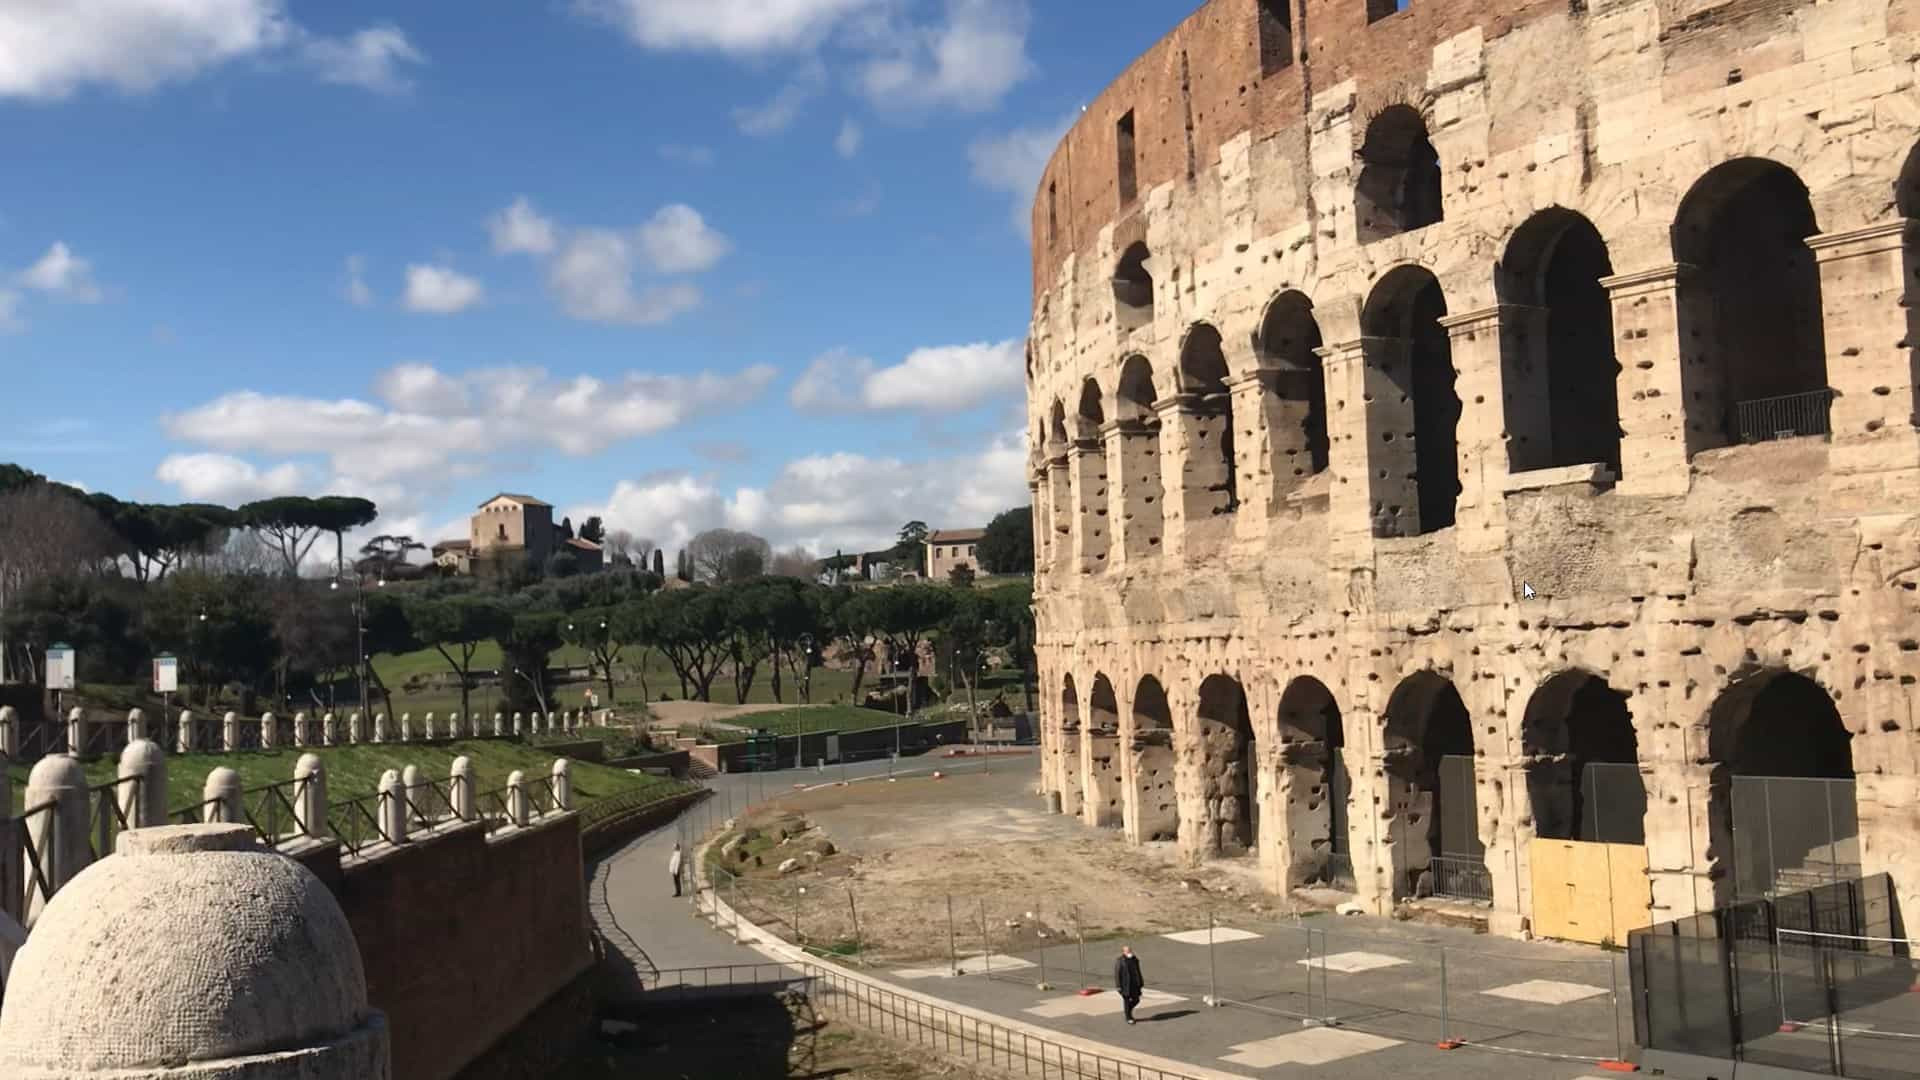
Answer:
1114;945;1144;1023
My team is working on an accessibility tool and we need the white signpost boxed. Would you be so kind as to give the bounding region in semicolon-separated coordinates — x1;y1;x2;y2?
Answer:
154;654;179;739
46;644;75;691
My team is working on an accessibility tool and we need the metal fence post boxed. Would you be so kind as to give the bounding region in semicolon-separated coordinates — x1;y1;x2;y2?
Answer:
1438;946;1452;1047
793;882;802;945
1074;907;1087;990
847;885;862;960
980;896;993;979
1303;924;1314;1022
948;893;959;975
1610;948;1625;1063
1207;908;1218;1006
731;875;742;943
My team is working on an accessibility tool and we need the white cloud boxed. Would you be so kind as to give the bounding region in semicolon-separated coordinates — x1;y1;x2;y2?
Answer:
486;196;557;256
491;197;727;326
835;118;862;157
858;0;1032;113
790;339;1023;413
568;430;1028;556
0;1;423;100
732;60;825;135
0;290;21;333
579;0;882;55
637;205;730;273
658;143;715;167
155;452;317;504
968;109;1075;237
297;22;424;94
17;241;102;301
343;255;372;307
159;361;779;497
402;264;484;314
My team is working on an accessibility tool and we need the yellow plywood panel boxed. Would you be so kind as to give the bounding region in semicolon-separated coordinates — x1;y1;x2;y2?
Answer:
1605;842;1652;941
1529;839;1646;945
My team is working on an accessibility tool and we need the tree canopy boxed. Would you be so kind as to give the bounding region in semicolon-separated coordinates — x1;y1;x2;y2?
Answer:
977;506;1034;574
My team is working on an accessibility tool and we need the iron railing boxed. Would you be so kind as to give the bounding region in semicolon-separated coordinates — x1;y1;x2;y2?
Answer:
85;776;138;860
1429;855;1493;903
1734;387;1835;444
2;801;56;925
326;791;398;858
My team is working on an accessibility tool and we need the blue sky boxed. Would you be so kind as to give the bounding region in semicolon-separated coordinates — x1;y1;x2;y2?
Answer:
0;0;1180;560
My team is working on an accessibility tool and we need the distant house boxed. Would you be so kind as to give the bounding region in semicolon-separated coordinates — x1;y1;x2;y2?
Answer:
432;493;605;577
431;539;472;575
563;536;604;572
926;528;988;580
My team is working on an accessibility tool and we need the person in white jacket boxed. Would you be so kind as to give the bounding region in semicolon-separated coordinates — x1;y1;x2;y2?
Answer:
669;842;684;897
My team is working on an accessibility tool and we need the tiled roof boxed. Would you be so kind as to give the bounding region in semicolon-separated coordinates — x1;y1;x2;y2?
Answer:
929;528;986;543
477;492;551;508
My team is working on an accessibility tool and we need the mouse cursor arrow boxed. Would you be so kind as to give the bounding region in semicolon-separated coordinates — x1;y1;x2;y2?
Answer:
1521;581;1537;600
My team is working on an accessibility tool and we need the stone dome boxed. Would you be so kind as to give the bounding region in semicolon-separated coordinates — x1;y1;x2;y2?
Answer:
0;823;388;1079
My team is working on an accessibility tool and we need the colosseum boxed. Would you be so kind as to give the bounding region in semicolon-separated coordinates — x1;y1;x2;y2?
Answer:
1026;0;1920;939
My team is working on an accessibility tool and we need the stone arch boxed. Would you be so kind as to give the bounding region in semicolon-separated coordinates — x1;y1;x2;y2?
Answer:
1179;323;1238;515
1497;209;1622;475
1048;399;1069;445
1129;674;1178;842
1276;676;1351;888
1705;669;1857;902
1382;670;1482;900
1899;141;1920;219
1673;158;1830;450
1083;674;1123;828
1355;104;1444;243
1058;673;1084;816
1069;377;1112;571
1114;242;1154;330
1361;266;1460;536
1113;354;1165;558
1520;670;1644;844
1046;399;1071;564
1195;673;1256;857
1075;376;1106;438
1256;290;1330;483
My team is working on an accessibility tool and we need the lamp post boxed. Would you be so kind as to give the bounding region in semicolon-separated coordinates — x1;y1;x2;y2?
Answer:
798;633;814;704
331;573;386;720
195;608;209;712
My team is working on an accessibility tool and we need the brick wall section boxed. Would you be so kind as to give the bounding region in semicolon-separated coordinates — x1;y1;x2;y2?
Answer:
332;817;592;1080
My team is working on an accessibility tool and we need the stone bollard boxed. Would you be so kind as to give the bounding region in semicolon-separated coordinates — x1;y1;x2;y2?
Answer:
117;739;168;829
378;769;408;844
348;711;363;744
551;758;573;812
222;711;240;753
450;756;475;823
294;753;330;840
324;711;338;746
493;712;506;737
448;711;463;739
203;767;243;825
260;711;277;751
292;711;309;748
0;705;16;760
65;708;86;756
23;755;91;927
423;712;437;741
127;708;147;743
506;770;530;827
0;823;392;1078
373;711;388;743
399;713;413;743
177;710;196;754
513;712;524;737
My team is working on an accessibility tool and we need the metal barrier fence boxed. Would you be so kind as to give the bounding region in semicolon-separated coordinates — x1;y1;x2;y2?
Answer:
1735;387;1836;444
637;959;1207;1080
1731;774;1861;903
1630;872;1918;1079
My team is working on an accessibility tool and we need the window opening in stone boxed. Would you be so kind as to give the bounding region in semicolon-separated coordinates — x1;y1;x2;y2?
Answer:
1047;181;1058;245
1674;158;1830;448
1113;242;1154;331
1498;209;1622;475
1084;674;1124;829
1076;377;1105;435
1130;675;1178;842
1278;677;1350;889
1257;290;1330;479
1116;110;1138;205
1708;671;1857;904
1355;105;1443;243
1180;324;1239;515
1521;670;1644;845
1366;0;1403;22
1384;671;1484;901
1047;400;1072;564
1196;674;1256;857
1115;354;1165;557
1257;0;1294;76
1072;377;1110;571
1899;140;1920;219
1361;267;1459;536
1057;674;1084;817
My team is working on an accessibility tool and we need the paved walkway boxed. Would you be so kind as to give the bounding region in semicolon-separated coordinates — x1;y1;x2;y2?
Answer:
593;758;1635;1080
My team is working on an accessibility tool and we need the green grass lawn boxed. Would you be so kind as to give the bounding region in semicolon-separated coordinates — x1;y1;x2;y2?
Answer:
7;738;689;824
698;704;908;743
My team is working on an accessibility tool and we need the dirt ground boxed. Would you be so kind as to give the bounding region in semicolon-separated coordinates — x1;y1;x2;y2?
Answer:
706;767;1300;966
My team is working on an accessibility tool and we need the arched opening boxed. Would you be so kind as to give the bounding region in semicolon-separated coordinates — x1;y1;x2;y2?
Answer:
1070;378;1110;571
1196;674;1256;857
1113;355;1165;558
1129;675;1178;842
1257;0;1293;76
1898;141;1920;219
1361;267;1459;535
1256;291;1330;489
1707;671;1857;902
1047;400;1071;564
1179;324;1238;516
1521;670;1644;844
1114;242;1155;331
1383;671;1484;900
1355;105;1443;243
1076;377;1105;435
1084;674;1123;828
1674;159;1830;448
1058;674;1084;816
1277;677;1351;889
1498;209;1622;475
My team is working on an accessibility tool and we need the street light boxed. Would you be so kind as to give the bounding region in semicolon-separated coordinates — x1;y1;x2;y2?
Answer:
331;574;386;720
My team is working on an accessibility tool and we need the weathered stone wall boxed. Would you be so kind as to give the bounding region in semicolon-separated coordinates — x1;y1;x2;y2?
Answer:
1029;0;1920;936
